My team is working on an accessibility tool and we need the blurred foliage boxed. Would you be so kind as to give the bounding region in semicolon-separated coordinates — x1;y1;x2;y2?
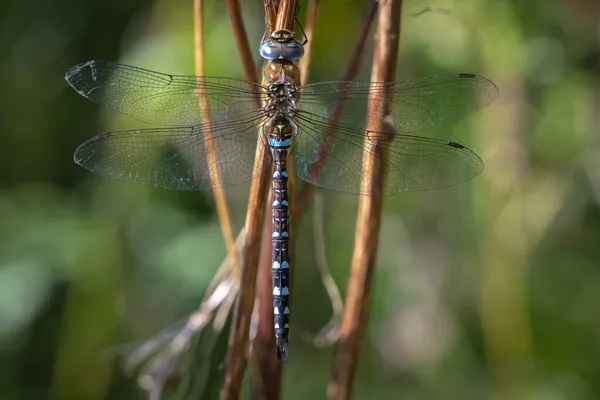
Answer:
1;0;599;399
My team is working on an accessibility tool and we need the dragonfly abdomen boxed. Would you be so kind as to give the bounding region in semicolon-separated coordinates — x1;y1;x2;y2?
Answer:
267;113;294;361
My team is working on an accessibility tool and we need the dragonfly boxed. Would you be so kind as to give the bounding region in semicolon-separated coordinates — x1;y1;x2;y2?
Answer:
65;29;497;362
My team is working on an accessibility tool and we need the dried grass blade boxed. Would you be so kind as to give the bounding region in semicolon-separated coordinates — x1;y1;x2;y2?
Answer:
133;230;245;399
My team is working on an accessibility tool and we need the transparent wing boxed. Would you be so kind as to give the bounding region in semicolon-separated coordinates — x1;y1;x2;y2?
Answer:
292;112;483;195
297;74;498;133
65;60;266;126
74;112;270;190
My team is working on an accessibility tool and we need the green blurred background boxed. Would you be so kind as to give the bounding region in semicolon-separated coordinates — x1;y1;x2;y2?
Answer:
1;0;599;398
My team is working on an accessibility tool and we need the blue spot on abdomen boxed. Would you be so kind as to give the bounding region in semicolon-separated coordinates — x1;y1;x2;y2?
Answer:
269;138;292;148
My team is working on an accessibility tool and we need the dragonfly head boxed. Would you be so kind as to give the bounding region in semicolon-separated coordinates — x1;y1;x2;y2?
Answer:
259;29;304;61
270;29;296;42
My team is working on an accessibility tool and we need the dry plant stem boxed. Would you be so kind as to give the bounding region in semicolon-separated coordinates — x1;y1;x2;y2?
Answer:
226;0;258;83
311;192;343;347
222;1;298;397
264;0;278;30
145;275;236;399
275;0;296;30
253;2;374;375
252;195;282;400
250;1;298;398
327;1;402;399
134;4;249;397
136;229;245;399
220;0;272;398
221;141;270;400
194;0;241;278
285;0;319;319
298;0;319;84
295;0;378;217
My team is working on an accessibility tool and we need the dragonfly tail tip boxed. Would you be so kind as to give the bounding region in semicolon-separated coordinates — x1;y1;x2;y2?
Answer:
276;339;289;362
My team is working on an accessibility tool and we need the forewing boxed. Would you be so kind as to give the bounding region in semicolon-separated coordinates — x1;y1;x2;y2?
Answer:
297;74;498;133
74;113;270;190
292;112;483;195
65;60;266;126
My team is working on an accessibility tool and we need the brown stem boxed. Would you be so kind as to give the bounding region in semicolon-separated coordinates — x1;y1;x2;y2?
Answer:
294;0;378;218
194;0;241;278
298;0;319;85
264;0;278;32
252;194;281;400
250;1;279;397
219;1;266;399
225;0;258;84
275;0;296;30
243;8;377;392
220;2;296;399
310;192;343;347
249;1;298;399
220;141;270;400
129;229;244;399
327;1;402;399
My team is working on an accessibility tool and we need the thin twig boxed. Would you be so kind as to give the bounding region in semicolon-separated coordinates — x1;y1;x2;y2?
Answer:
219;117;269;400
195;2;249;397
327;1;402;399
144;275;237;399
294;0;378;218
309;192;343;347
406;6;450;18
298;0;319;85
226;0;258;84
194;0;242;279
131;229;245;399
252;192;282;400
290;6;378;348
287;0;318;242
183;285;239;400
285;0;319;330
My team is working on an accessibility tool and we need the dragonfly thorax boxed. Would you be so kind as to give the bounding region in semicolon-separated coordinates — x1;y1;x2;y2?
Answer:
265;83;297;117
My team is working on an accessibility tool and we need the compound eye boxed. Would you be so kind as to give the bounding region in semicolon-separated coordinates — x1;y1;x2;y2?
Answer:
259;42;282;60
281;42;304;61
